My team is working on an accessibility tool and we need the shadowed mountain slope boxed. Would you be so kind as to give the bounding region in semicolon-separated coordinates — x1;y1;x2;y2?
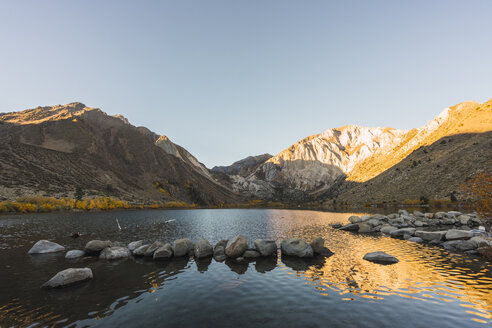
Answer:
0;103;237;204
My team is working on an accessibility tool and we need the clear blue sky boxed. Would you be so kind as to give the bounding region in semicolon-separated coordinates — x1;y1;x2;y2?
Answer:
1;1;491;167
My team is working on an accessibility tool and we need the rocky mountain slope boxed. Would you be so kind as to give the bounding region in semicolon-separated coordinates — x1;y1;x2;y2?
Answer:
221;99;492;203
0;103;237;205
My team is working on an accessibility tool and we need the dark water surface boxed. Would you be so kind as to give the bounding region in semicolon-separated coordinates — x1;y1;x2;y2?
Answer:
0;209;491;327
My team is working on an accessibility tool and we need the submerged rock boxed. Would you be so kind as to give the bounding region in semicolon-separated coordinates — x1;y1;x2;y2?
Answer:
173;238;194;257
84;240;111;255
339;223;359;232
154;243;173;260
225;235;248;258
65;250;85;259
28;240;65;254
42;268;93;288
254;239;277;257
408;237;424;243
99;246;131;260
194;238;213;259
363;251;399;264
280;238;313;258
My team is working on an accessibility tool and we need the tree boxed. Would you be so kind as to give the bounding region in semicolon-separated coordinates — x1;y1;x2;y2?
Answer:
74;186;84;201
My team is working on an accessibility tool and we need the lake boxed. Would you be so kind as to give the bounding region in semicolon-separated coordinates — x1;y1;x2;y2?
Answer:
0;209;491;327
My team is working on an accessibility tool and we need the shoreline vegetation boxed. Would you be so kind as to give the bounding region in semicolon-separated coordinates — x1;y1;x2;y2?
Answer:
0;195;479;215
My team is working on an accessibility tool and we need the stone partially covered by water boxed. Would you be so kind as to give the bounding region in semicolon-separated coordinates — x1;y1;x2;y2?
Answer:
28;240;65;254
42;268;93;288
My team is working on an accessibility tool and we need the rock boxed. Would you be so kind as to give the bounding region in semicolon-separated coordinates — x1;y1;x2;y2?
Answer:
448;211;462;217
360;215;372;221
363;251;399;264
413;211;424;217
28;240;65;254
133;244;150;256
42;268;93;288
331;223;342;229
144;241;164;257
398;210;409;216
358;223;373;233
243;249;261;258
173;238;194;257
442;218;456;225
408;237;424;243
310;237;325;254
348;216;362;224
389;217;404;225
254;239;277;256
389;228;416;238
65;250;85;259
367;218;381;227
194;238;213;259
415;231;447;242
339;223;359;232
317;247;334;256
469;217;481;226
414;220;424;227
99;246;131;260
214;239;228;250
380;225;398;235
445;229;474;240
458;215;470;225
153;243;173;260
128;240;144;253
424;213;434;219
280;238;313;258
470;236;490;248
225;235;248;258
464;250;479;255
443;240;477;251
213;245;227;261
84;240;111;255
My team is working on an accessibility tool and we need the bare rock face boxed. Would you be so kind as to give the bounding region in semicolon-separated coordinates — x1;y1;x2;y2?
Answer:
42;268;93;288
280;238;313;258
84;240;111;255
28;240;65;254
225;235;249;258
363;251;399;264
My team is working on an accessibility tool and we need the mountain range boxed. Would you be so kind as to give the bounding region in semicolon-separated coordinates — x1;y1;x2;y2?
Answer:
0;100;490;206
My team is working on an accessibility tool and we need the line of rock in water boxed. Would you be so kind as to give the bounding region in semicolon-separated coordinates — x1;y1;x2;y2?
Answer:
336;210;492;256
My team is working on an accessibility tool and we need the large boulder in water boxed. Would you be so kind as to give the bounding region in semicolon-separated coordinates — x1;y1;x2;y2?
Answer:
42;268;93;288
363;251;399;264
225;235;248;258
310;237;325;254
99;246;131;260
213;245;227;262
281;238;313;258
194;238;213;259
173;238;194;257
254;239;277;256
28;240;65;254
154;243;173;260
84;240;111;255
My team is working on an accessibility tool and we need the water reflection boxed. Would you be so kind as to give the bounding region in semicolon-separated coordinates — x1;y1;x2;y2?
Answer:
0;209;491;327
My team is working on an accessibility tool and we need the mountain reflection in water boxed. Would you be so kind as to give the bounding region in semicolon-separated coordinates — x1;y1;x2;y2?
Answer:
0;209;491;327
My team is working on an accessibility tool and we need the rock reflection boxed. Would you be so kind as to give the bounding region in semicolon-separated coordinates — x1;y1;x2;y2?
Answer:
195;257;212;273
225;258;249;274
255;256;277;273
281;255;326;271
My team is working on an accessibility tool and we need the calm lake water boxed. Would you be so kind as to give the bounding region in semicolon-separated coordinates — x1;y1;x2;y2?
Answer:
0;209;491;327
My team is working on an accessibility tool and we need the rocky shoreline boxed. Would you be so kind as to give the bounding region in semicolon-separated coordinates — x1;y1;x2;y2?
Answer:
337;210;492;256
